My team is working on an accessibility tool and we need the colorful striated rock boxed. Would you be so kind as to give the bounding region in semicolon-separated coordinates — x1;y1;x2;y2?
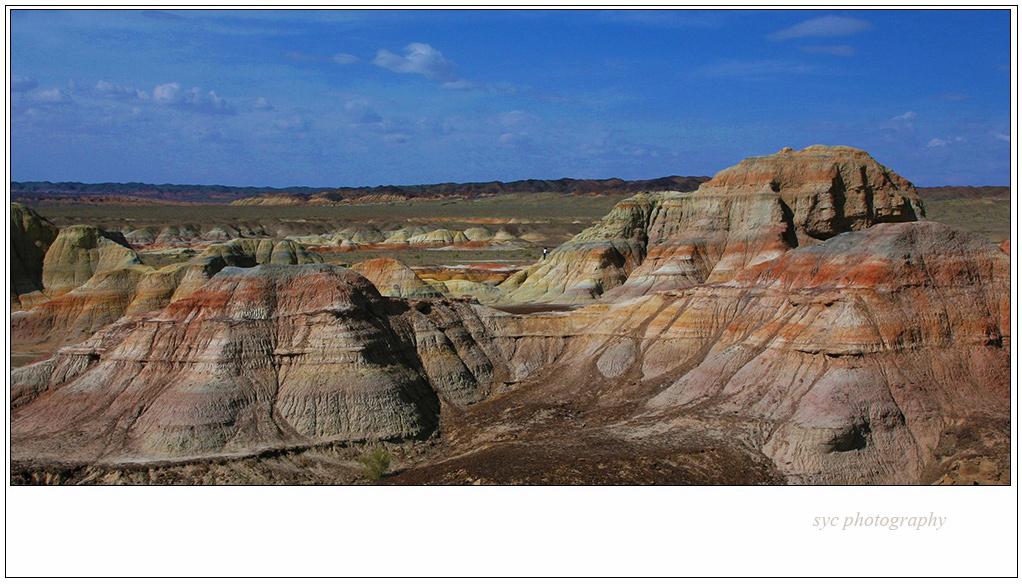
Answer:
500;145;925;304
526;221;1008;484
10;264;507;463
350;257;444;298
41;225;141;298
12;238;323;351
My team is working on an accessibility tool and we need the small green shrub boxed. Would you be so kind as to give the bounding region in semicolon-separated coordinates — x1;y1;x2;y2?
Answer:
358;447;391;482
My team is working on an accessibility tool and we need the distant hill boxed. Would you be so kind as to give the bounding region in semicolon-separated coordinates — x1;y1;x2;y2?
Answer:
10;181;326;204
915;186;1011;201
11;176;711;206
11;178;1007;206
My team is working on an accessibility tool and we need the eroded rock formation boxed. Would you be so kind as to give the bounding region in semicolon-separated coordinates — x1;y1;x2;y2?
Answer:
11;203;59;309
351;257;443;298
500;145;925;304
41;225;141;298
11;237;323;350
11;264;506;464
10;146;1008;485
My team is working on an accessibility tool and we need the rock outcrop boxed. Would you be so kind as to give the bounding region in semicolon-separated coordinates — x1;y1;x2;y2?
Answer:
500;146;925;304
351;258;443;298
11;238;323;350
11;264;507;463
41;225;141;298
10;203;59;309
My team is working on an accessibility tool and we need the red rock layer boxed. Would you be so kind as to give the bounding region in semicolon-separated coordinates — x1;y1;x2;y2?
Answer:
510;221;1009;483
501;146;925;304
11;264;508;464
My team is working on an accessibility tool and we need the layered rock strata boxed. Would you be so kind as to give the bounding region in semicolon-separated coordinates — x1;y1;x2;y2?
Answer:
41;225;141;298
351;258;443;298
9;146;1008;485
10;203;59;309
500;146;925;304
11;264;508;464
11;238;322;350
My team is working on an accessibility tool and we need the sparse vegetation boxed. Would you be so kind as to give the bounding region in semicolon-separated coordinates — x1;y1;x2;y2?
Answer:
358;446;391;482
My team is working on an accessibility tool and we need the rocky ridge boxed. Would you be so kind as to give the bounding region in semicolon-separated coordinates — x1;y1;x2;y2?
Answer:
11;237;323;351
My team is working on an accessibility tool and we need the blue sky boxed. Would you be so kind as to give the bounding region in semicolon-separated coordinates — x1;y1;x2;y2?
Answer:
9;9;1013;187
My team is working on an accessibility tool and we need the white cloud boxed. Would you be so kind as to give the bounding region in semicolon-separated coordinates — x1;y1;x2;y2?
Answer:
151;82;233;115
893;111;917;121
152;82;183;103
332;53;358;65
35;88;71;103
253;97;274;111
769;16;872;41
927;136;965;148
274;114;311;132
96;80;147;100
993;132;1010;142
373;42;455;80
799;45;856;56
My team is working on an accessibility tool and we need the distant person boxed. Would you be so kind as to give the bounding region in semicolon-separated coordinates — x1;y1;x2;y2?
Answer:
542;248;548;260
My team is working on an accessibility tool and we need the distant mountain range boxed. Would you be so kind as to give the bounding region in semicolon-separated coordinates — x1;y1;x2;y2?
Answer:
9;178;1007;205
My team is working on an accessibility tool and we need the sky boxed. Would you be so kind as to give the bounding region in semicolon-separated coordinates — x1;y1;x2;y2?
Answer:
9;8;1014;188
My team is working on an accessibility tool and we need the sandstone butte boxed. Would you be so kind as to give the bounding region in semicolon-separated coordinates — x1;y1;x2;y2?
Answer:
499;145;924;304
9;146;1011;485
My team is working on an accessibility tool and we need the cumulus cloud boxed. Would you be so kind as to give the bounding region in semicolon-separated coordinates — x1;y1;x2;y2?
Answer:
35;88;71;103
373;42;455;80
769;15;872;41
799;45;856;56
151;82;234;114
274;114;311;132
96;80;147;100
12;75;39;92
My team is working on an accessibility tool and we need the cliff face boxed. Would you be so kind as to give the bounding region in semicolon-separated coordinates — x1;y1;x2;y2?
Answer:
10;203;59;309
500;145;924;304
41;225;142;298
